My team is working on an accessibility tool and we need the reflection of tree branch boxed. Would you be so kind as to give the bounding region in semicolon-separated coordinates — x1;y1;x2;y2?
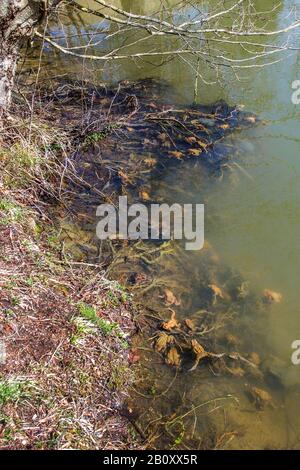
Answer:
36;0;300;82
66;0;300;37
35;30;293;70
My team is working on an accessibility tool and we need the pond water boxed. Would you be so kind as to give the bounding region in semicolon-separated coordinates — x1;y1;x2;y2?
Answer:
31;0;300;449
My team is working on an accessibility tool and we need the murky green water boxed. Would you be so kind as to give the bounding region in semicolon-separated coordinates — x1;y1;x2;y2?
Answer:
34;0;300;448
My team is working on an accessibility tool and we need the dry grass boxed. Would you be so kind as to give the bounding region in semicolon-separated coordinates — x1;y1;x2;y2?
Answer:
0;108;140;449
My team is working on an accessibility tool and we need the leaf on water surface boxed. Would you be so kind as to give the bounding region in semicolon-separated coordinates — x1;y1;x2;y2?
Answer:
184;318;196;331
155;332;175;353
262;289;282;304
168;150;184;160
161;310;180;330
166;347;181;367
164;288;181;306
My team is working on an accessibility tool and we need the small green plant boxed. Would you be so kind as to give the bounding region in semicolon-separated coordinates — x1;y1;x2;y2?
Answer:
47;232;61;251
0;378;29;406
77;302;127;341
24;277;35;287
11;296;20;307
84;131;106;146
0;199;24;225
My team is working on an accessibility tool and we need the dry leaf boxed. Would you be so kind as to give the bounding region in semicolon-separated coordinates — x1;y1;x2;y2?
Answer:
219;123;229;129
155;332;175;353
166;347;181;367
168;150;184;159
184;318;196;331
262;289;282;304
161;310;180;330
164;288;181;306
